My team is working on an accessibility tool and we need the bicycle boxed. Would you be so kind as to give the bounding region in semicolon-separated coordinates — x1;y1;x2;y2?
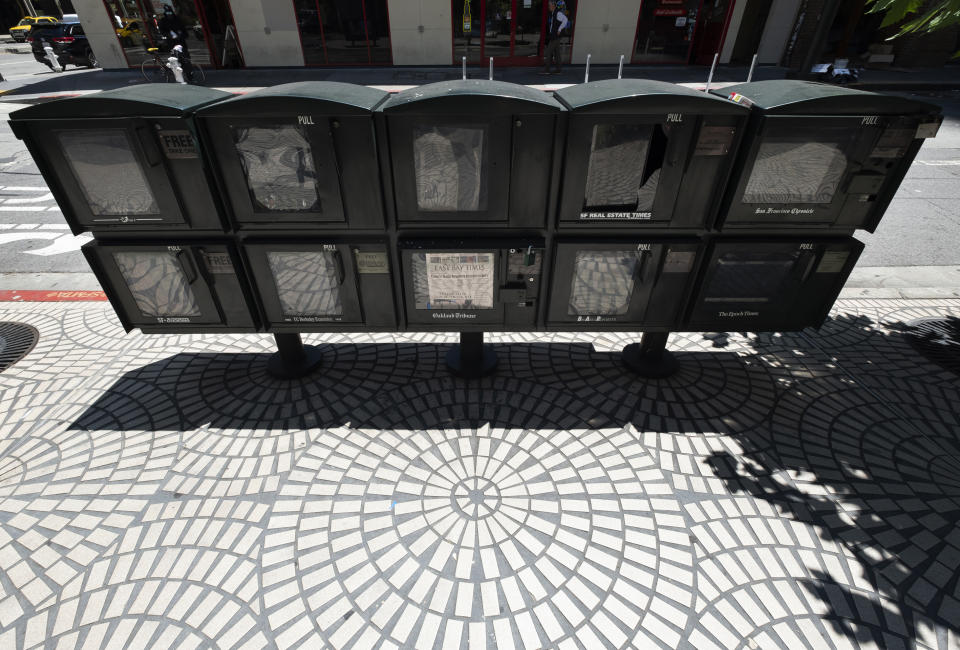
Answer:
140;47;205;84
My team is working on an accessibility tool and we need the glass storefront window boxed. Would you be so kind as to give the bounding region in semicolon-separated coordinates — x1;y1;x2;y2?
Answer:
632;0;700;64
105;0;236;69
194;0;243;68
105;0;153;66
294;0;325;65
453;0;484;63
451;0;577;65
366;0;392;63
293;0;392;65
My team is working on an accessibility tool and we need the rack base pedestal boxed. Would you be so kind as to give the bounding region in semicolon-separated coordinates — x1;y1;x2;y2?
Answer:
622;332;678;378
446;332;498;379
267;333;323;379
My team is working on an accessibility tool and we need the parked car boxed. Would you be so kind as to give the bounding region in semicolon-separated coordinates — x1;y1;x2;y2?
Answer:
29;22;97;70
9;16;57;42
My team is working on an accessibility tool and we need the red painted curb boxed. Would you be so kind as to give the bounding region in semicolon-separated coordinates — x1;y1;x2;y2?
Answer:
0;290;107;302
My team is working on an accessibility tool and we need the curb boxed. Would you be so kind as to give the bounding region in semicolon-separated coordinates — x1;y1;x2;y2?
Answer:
0;290;106;302
852;82;960;91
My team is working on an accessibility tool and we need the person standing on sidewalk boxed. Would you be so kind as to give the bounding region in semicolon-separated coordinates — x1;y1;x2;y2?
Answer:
540;0;569;75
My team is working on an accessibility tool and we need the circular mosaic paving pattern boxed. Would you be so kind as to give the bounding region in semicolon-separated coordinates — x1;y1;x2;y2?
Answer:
901;316;960;375
263;422;694;649
793;305;960;386
171;343;442;429
771;377;960;500
501;334;784;436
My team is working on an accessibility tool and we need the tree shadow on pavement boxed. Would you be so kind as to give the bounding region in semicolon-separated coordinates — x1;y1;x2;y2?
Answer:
63;312;960;647
700;312;960;648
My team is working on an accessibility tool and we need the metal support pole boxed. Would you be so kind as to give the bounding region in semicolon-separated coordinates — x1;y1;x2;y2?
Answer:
462;56;467;80
489;57;493;80
704;52;718;93
747;53;758;82
267;333;323;379
446;332;498;379
621;332;678;378
584;53;591;83
618;54;624;79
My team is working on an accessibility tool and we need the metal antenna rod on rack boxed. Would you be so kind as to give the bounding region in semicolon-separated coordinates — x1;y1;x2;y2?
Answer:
747;53;758;82
462;56;467;80
618;54;624;79
584;53;591;83
704;52;718;92
489;57;493;80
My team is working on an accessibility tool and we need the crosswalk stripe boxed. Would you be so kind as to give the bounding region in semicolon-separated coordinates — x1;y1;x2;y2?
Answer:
2;192;54;203
0;224;70;230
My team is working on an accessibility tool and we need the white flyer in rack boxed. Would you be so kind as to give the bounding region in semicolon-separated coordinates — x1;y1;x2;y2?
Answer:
426;252;494;309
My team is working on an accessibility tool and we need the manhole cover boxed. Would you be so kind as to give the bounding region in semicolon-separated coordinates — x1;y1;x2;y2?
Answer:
903;317;960;374
0;322;38;374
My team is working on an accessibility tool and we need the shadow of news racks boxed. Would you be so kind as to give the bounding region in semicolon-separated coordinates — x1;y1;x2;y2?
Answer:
8;79;942;379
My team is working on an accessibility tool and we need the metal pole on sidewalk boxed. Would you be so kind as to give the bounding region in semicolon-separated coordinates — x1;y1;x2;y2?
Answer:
621;331;678;378
462;56;467;80
446;332;498;378
267;333;323;379
618;54;624;79
584;53;591;83
747;53;758;82
705;52;718;93
489;57;493;80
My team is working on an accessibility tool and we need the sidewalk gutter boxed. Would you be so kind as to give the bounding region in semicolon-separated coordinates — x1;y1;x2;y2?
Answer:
0;272;102;292
840;265;960;298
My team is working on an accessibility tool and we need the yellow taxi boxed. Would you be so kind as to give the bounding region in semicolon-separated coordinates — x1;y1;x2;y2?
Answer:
9;16;58;42
116;18;145;47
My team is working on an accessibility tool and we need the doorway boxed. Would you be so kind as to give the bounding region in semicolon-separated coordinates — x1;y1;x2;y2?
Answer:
632;0;734;65
452;0;576;66
691;0;733;65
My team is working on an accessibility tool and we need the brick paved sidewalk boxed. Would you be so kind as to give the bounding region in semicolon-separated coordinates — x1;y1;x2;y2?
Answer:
0;298;958;649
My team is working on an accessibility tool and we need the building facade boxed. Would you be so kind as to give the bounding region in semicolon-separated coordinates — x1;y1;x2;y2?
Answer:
69;0;959;71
